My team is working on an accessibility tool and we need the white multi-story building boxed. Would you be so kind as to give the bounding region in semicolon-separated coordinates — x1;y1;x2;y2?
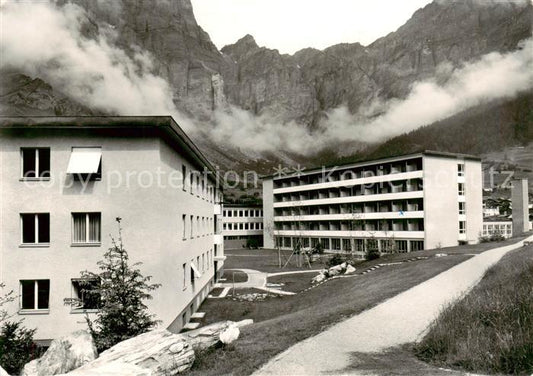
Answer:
0;116;224;342
263;151;483;255
222;205;263;249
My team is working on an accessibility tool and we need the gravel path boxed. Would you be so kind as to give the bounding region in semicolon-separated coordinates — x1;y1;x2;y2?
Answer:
254;235;533;375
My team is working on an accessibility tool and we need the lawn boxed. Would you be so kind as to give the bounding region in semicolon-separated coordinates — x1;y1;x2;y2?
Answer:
224;269;249;283
190;254;472;375
224;248;328;273
267;272;318;293
189;236;531;375
414;244;533;375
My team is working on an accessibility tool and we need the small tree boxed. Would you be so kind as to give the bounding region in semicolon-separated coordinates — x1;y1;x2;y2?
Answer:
67;218;161;352
0;284;42;374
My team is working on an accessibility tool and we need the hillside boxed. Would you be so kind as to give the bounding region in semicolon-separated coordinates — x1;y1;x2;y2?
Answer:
1;0;531;172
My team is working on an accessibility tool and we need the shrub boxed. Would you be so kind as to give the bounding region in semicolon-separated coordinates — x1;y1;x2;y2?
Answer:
67;218;161;353
246;238;259;249
0;321;43;375
312;242;324;255
327;253;344;267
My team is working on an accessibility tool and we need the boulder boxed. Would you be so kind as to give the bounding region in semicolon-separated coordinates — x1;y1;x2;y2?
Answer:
21;330;97;376
60;361;149;376
311;273;326;283
328;264;344;276
219;326;240;345
63;329;194;376
182;320;251;351
0;365;9;376
345;265;357;274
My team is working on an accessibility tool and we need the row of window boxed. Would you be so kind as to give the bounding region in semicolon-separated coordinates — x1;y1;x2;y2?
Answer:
482;223;512;237
274;199;424;217
19;279;99;311
223;222;264;231
275;236;424;253
21;147;102;180
223;209;263;218
20;248;217;312
274;178;424;203
181;215;214;240
20;213;101;245
273;158;423;189
181;165;218;203
274;218;424;232
182;249;214;290
19;147;220;203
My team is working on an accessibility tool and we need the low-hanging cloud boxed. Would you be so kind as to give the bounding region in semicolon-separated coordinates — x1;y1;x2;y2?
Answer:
1;0;532;158
0;0;189;124
211;37;533;154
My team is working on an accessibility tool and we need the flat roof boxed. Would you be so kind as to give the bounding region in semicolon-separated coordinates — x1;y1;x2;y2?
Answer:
0;116;223;187
262;150;481;180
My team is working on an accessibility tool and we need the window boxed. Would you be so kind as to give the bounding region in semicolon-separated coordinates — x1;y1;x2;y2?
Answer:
21;148;50;179
190;215;194;237
459;221;466;234
196;216;200;237
20;280;49;310
72;213;101;244
21;213;50;244
66;147;102;180
189;173;194;195
459;202;466;215
71;279;99;310
458;163;465;177
182;165;187;191
332;238;341;250
410;240;424;251
202;253;205;272
182;215;187;239
458;183;465;195
182;263;187;289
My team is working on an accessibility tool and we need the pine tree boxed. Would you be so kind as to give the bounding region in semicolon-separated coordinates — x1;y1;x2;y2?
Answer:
72;218;161;352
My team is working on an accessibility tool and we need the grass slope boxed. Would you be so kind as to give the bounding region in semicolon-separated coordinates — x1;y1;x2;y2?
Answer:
415;245;533;375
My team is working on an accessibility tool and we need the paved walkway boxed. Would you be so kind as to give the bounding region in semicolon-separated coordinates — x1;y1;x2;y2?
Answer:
221;268;321;296
254;235;533;375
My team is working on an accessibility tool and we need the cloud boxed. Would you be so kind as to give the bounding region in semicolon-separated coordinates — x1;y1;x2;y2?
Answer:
210;37;533;155
0;0;183;121
1;0;532;159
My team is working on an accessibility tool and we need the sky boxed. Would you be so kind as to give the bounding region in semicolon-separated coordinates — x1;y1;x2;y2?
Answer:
191;0;434;54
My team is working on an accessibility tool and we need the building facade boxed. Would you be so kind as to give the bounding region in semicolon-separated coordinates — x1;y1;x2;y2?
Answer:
482;217;513;239
263;151;483;256
0;116;224;342
222;205;264;249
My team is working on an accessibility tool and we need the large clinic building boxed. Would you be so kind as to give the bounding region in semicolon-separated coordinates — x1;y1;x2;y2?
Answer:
0;116;224;342
263;151;483;256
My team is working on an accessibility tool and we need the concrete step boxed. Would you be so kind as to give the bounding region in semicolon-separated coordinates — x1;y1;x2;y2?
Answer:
183;322;200;330
191;312;205;319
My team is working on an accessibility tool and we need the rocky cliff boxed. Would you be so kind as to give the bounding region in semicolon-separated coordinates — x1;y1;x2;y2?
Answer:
1;0;531;171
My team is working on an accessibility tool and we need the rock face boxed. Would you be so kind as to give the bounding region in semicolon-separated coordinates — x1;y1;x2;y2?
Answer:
64;330;194;376
5;0;530;126
21;330;97;376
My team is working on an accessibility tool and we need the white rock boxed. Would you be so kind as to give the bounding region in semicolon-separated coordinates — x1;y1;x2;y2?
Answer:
328;265;344;276
345;265;356;274
219;325;240;345
63;329;194;376
59;361;149;376
435;253;448;257
235;319;254;328
21;330;97;376
311;273;326;283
